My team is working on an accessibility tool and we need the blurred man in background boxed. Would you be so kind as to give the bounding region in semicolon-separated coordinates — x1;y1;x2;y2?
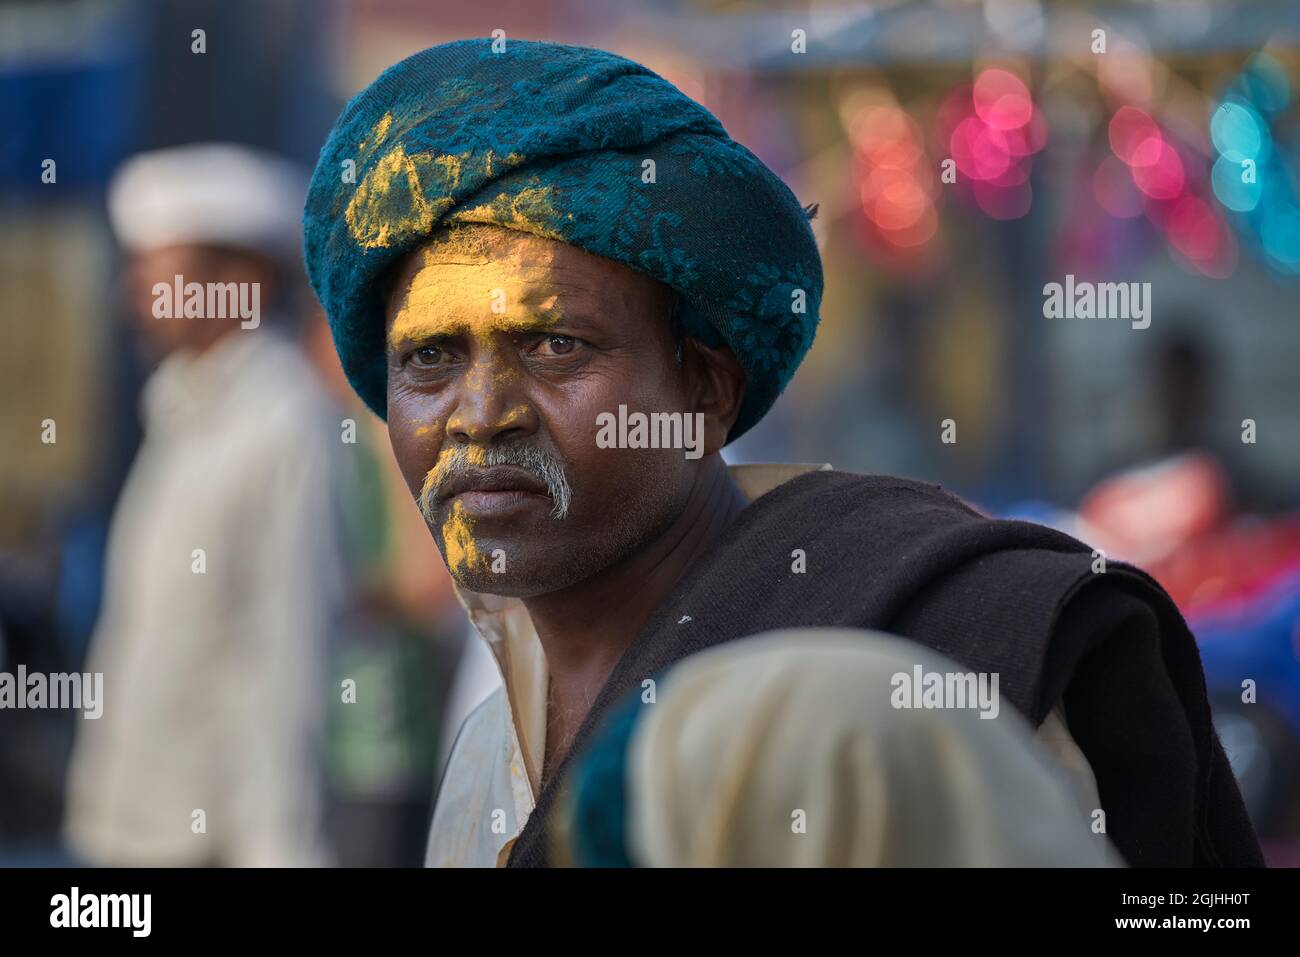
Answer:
63;144;345;866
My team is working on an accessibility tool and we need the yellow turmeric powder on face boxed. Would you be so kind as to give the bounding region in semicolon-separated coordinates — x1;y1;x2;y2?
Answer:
440;499;480;577
420;445;488;495
418;447;494;579
386;226;564;350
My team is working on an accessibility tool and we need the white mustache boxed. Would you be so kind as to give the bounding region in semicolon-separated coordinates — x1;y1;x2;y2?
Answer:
419;444;572;521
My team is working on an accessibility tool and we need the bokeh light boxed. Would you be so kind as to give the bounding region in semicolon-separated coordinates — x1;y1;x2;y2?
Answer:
845;89;940;254
951;116;1012;181
973;68;1033;131
1260;205;1300;268
1208;54;1300;277
936;67;1043;222
1211;153;1262;212
1167;195;1224;262
1211;98;1269;162
1241;52;1291;115
1109;106;1163;167
1130;140;1185;200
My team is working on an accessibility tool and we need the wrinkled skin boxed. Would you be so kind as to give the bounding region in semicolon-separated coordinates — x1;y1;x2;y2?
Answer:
383;224;744;600
384;223;750;776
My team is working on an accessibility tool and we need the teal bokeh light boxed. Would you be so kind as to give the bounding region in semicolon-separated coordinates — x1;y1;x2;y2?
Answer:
1211;98;1270;161
1210;53;1300;278
1212;154;1263;212
1261;205;1300;270
1242;53;1291;116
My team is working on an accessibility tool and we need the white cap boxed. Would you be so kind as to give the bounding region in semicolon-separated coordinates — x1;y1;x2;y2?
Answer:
107;143;306;262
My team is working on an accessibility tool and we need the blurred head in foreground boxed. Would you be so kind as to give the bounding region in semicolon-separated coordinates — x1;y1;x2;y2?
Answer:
554;630;1116;867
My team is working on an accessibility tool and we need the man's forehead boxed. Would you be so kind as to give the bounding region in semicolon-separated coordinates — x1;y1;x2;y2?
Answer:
397;226;611;288
384;225;658;340
420;224;559;266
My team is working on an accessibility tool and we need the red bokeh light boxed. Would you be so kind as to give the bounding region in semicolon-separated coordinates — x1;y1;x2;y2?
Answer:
1131;140;1185;199
1003;108;1048;157
1108;106;1163;167
848;96;939;253
861;167;932;230
950;116;1012;181
973;68;1034;131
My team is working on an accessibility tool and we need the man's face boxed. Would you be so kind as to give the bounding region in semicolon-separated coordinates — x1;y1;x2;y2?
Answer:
123;243;273;357
384;224;701;596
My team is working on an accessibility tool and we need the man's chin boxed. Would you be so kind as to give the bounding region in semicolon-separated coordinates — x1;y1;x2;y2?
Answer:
434;540;583;598
441;565;569;599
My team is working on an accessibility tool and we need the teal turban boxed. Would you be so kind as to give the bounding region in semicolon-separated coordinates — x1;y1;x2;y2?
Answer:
303;38;822;440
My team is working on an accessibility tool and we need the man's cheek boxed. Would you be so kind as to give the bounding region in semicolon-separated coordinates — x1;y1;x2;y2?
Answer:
386;419;441;500
586;446;672;508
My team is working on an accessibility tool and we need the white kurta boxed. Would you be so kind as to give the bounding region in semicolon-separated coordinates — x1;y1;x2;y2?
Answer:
65;329;345;866
426;464;1107;867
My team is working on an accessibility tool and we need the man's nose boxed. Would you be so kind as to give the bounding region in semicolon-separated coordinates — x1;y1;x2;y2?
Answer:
445;352;538;445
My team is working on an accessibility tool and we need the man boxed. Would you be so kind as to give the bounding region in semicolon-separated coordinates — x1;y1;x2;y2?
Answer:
302;40;1262;867
65;144;343;866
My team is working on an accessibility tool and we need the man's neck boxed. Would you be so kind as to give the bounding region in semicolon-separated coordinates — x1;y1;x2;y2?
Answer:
524;456;748;766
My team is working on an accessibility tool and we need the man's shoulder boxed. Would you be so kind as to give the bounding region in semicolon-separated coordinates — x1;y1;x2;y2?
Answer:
745;468;1103;557
679;465;1110;678
760;468;983;517
738;468;1012;555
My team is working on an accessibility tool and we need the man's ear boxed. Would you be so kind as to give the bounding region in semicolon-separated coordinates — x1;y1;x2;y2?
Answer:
683;337;746;455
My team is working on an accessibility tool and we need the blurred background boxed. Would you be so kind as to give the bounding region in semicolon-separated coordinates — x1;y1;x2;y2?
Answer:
2;0;1299;866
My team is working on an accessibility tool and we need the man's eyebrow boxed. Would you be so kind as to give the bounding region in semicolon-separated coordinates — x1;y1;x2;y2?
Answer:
384;274;614;347
386;313;568;348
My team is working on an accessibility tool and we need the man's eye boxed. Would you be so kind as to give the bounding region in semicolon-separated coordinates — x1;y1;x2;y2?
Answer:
536;334;579;357
410;345;446;366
